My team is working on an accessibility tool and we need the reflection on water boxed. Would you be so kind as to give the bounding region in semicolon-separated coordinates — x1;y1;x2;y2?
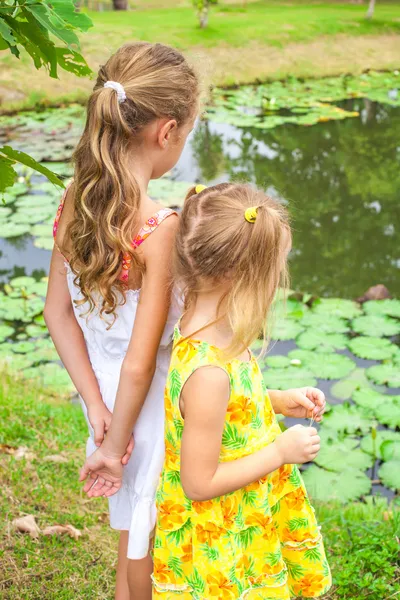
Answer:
184;100;400;298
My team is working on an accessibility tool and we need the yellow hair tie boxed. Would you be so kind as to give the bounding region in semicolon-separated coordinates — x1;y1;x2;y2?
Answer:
244;206;258;223
195;184;206;194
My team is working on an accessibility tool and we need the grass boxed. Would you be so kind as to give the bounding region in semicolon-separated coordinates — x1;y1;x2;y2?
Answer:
1;0;400;111
1;372;399;599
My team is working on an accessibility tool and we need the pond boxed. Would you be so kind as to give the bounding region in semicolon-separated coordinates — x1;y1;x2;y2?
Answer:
0;80;399;504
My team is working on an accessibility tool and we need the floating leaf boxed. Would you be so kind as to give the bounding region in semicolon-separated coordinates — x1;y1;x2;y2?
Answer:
352;387;388;411
34;237;54;250
352;315;400;337
315;438;373;472
0;324;13;342
330;368;370;400
378;461;400;491
271;318;304;341
363;299;400;319
360;430;400;459
381;441;400;461
9;276;36;290
322;403;374;435
367;363;400;388
302;466;371;503
300;312;350;334
0;222;30;237
295;330;348;352
25;324;48;338
374;396;400;429
263;366;317;390
312;298;362;319
288;349;356;379
348;336;398;360
11;341;36;354
264;355;291;368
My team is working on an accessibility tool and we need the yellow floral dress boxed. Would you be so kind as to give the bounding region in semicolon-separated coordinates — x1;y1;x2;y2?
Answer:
152;329;332;599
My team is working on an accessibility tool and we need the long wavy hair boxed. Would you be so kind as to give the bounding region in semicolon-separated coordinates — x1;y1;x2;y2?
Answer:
65;42;199;321
175;183;291;358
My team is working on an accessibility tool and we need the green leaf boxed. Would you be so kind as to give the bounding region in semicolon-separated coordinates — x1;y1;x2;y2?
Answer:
330;368;371;400
0;19;17;46
288;349;356;380
0;324;13;342
167;556;183;579
288;517;308;531
289;467;302;487
374;396;400;429
56;48;92;77
360;430;400;459
0;147;64;187
285;559;305;580
302;466;371;502
264;355;291;368
0;222;30;238
312;298;362;319
352;387;388;411
233;526;260;549
367;363;400;388
47;0;93;32
348;336;398;360
314;438;373;472
300;312;350;333
166;519;191;547
239;362;253;395
169;369;182;403
322;403;374;435
222;422;248;450
25;2;81;49
363;299;400;319
265;549;282;567
378;461;400;491
263;366;317;390
166;470;181;488
186;567;206;596
271;318;304;341
0;155;17;193
352;315;400;337
243;489;258;507
381;440;400;461
201;544;219;561
296;329;348;352
173;418;184;440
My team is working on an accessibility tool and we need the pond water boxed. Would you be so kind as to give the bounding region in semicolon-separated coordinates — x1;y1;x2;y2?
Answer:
1;99;399;299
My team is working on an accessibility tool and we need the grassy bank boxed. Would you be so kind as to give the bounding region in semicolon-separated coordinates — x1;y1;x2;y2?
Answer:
1;0;400;111
0;373;399;599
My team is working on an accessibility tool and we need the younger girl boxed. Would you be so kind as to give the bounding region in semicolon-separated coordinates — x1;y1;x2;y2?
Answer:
44;42;199;600
151;183;332;599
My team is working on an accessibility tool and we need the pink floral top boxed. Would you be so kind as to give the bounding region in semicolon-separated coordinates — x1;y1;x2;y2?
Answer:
53;185;177;285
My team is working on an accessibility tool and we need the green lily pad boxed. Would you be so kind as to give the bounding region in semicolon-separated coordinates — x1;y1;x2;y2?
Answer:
0;222;30;237
264;355;291;368
32;347;59;363
9;276;36;290
295;329;348;352
34;337;54;350
367;363;400;388
360;430;400;459
315;438;373;472
30;281;48;296
288;349;356;379
273;298;307;320
322;403;374;435
348;336;398;360
352;315;400;337
148;179;193;206
0;353;35;371
300;312;350;333
23;363;74;393
363;299;400;319
381;440;400;461
312;298;362;319
263;366;317;390
271;318;304;341
250;339;265;354
31;224;51;237
374;396;400;429
378;461;400;491
16;333;28;340
352;387;388;411
302;466;371;503
330;368;371;400
0;206;12;219
15;194;56;208
25;324;48;338
33;237;54;251
11;341;36;354
0;324;14;342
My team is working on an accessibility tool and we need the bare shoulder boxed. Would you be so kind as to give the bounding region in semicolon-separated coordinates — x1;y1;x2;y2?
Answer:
184;366;230;397
141;211;179;259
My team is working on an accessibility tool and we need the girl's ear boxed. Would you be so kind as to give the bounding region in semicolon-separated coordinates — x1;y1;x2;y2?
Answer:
158;119;177;149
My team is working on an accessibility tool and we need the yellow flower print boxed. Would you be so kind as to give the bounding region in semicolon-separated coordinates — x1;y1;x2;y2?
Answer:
245;511;273;529
221;495;238;529
282;526;311;544
153;557;172;583
292;573;326;596
176;340;198;364
158;501;186;530
227;395;256;425
181;543;192;563
270;464;291;495
192;500;214;514
206;572;236;599
195;522;224;545
284;487;306;510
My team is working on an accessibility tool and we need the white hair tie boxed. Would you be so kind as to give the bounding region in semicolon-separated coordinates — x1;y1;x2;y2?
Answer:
104;81;126;104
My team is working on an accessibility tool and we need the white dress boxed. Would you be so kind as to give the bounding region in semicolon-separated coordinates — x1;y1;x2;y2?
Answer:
53;199;180;560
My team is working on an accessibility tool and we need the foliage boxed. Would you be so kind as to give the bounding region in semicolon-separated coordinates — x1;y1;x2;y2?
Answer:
192;0;217;29
314;438;373;472
263;366;317;390
352;314;400;337
0;1;92;194
367;363;400;388
288;349;356;380
302;466;371;503
296;330;348;352
348;336;398;360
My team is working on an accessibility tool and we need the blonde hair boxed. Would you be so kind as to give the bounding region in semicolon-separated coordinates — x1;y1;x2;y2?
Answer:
175;183;291;358
66;42;199;320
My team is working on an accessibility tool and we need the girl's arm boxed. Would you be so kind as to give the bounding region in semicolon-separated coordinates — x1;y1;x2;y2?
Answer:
99;215;179;458
44;251;118;448
180;368;321;502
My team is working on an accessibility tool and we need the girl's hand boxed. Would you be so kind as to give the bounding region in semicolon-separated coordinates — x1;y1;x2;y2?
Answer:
275;424;320;464
79;447;123;498
274;387;326;421
87;403;134;465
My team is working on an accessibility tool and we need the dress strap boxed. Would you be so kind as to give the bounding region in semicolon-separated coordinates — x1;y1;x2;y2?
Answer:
53;184;70;240
120;208;177;285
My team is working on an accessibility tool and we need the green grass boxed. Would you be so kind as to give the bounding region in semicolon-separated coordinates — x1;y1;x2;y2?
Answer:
1;0;400;111
0;372;399;599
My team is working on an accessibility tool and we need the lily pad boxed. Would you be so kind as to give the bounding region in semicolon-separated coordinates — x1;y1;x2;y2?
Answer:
381;440;400;461
300;312;350;333
315;438;373;472
0;324;14;342
0;222;30;238
378;461;400;491
295;329;348;352
363;299;400;319
330;368;371;400
9;276;36;290
34;237;54;250
263;366;317;390
302;466;371;503
25;324;48;338
264;355;291;368
348;336;398;360
352;315;400;337
360;430;400;459
352;387;388;411
374;396;400;429
271;318;304;341
11;341;36;354
322;403;374;435
15;194;56;208
367;363;400;388
288;349;356;379
312;298;362;319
